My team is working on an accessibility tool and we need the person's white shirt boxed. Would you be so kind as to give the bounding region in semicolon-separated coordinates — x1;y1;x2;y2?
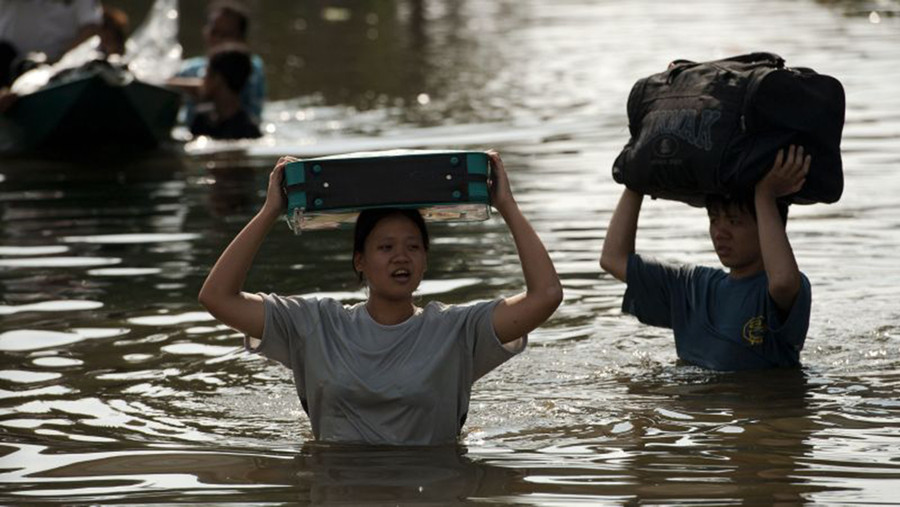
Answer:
0;0;102;63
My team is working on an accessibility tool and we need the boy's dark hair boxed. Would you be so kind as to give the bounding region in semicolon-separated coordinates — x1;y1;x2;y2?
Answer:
705;192;790;225
352;208;430;282
209;1;249;40
207;43;252;94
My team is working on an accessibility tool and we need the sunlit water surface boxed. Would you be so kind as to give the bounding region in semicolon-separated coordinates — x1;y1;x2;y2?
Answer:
2;0;900;504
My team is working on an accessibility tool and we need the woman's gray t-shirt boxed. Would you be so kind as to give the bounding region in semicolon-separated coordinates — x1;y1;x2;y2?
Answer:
246;294;526;445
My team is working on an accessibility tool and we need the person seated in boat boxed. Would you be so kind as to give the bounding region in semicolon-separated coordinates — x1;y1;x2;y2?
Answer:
0;0;102;87
599;146;813;371
169;1;265;125
198;151;563;445
98;6;129;58
189;43;262;140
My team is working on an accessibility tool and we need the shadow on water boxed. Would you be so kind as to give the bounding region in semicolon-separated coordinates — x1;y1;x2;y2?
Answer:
0;150;187;186
0;153;199;321
205;165;258;219
0;443;521;503
0;153;189;242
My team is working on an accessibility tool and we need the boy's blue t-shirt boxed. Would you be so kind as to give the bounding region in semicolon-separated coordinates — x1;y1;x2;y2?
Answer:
622;253;811;371
176;54;266;124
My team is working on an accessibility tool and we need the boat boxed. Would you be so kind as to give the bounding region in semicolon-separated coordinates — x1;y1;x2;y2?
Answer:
0;0;184;159
1;60;180;157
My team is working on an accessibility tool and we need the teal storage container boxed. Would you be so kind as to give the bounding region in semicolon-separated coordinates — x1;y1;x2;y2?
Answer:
283;149;492;232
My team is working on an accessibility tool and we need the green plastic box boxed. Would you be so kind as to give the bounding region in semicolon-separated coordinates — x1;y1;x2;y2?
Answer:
283;149;492;232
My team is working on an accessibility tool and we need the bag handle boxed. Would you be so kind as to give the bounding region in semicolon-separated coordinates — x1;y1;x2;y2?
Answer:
721;52;785;68
665;52;785;84
665;59;697;83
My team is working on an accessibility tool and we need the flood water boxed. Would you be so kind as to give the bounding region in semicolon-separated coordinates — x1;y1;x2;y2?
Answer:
2;0;900;504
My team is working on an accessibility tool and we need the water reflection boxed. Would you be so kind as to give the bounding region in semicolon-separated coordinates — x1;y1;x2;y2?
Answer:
289;444;520;504
0;443;521;503
205;165;258;218
617;368;825;503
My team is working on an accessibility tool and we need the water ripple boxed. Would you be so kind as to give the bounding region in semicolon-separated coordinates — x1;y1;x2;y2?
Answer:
60;233;201;244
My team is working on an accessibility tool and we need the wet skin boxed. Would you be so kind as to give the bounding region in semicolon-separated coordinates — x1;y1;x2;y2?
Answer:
354;214;428;318
707;203;764;279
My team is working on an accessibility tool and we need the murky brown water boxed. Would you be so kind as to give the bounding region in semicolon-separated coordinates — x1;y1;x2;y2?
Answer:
2;0;900;503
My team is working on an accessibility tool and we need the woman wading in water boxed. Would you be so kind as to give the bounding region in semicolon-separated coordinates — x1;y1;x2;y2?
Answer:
199;150;562;445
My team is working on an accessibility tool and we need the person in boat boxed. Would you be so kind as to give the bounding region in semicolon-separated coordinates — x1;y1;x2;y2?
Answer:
189;43;262;140
98;6;129;58
0;0;102;87
599;146;813;371
170;0;266;126
0;2;130;114
198;151;563;445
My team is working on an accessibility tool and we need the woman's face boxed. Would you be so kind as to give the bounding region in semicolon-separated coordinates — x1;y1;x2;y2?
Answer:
354;214;427;301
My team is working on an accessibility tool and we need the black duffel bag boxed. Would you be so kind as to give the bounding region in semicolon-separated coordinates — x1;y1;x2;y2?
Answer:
612;52;845;206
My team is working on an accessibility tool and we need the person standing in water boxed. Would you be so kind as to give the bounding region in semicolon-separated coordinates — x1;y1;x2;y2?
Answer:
600;145;813;371
171;0;266;125
199;151;562;444
189;43;262;140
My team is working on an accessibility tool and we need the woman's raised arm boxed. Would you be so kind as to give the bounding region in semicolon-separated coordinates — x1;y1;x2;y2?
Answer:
198;156;296;338
487;151;563;343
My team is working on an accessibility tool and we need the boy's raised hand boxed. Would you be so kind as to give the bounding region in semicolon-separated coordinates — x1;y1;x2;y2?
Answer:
757;145;811;199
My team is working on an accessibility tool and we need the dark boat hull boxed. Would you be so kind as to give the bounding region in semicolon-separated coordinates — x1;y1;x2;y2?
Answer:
2;64;180;156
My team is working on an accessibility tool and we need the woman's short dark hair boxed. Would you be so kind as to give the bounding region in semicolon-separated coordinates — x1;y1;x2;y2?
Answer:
352;208;429;281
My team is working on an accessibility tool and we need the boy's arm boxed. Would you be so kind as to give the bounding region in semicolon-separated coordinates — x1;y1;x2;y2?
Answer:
600;188;644;282
487;151;564;344
166;77;203;99
198;156;297;338
755;145;810;314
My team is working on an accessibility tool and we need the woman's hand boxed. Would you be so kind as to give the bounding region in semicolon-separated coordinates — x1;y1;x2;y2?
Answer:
487;150;516;215
262;156;298;217
756;145;810;199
